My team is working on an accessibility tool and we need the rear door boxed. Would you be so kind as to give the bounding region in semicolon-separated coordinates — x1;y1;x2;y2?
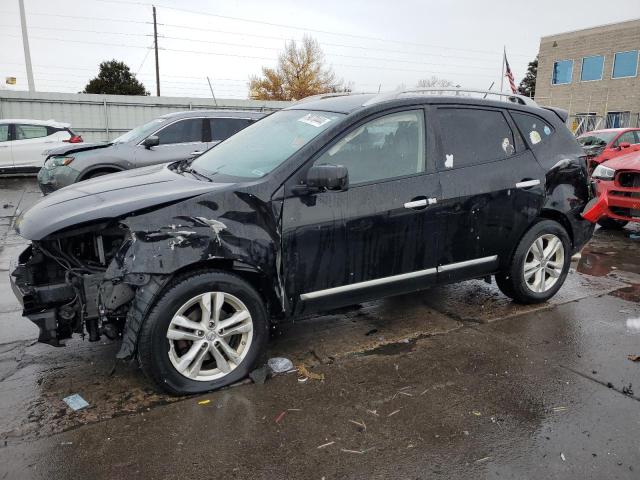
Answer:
134;118;206;166
433;105;544;281
0;124;11;168
12;123;57;168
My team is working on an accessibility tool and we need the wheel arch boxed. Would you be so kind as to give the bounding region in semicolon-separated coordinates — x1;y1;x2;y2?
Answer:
78;165;124;181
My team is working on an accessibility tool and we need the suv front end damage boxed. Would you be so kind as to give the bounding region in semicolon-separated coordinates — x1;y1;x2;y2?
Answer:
10;223;131;346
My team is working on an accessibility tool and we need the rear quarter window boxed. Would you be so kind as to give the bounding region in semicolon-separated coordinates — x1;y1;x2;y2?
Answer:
436;107;517;170
511;112;554;147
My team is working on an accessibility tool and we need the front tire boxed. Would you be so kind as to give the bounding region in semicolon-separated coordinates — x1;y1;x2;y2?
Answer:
138;270;268;395
496;220;571;304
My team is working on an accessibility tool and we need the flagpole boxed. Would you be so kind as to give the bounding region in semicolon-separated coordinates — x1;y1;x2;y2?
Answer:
500;46;505;93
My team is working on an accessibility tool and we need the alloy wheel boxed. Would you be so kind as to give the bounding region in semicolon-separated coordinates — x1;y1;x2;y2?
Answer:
166;292;253;381
522;233;565;293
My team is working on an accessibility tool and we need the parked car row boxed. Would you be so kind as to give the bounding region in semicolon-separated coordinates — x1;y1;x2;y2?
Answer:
11;90;596;395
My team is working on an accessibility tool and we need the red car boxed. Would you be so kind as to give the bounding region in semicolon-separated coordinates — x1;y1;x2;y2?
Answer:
582;150;640;229
577;128;640;173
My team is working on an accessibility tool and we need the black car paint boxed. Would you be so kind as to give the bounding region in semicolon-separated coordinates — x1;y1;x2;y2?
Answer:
12;95;593;356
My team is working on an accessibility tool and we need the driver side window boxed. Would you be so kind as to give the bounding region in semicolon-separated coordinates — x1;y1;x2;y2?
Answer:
313;110;426;185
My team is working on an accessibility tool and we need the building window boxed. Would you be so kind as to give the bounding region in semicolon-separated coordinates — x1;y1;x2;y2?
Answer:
606;111;630;128
581;55;604;81
552;60;573;84
612;50;638;78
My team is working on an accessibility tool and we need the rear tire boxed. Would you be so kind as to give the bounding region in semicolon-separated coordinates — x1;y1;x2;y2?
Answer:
138;270;269;395
496;220;571;304
597;217;628;230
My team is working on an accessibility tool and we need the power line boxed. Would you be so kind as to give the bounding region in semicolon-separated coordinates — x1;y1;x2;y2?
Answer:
0;23;151;37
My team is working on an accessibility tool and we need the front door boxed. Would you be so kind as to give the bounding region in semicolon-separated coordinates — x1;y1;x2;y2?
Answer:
283;108;442;312
433;106;545;281
0;124;11;168
135;118;207;167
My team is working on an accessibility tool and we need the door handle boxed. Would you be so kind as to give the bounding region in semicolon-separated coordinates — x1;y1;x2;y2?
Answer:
515;179;540;189
404;198;437;209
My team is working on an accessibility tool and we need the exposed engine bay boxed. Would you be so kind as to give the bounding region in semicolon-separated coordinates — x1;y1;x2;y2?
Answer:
11;222;136;346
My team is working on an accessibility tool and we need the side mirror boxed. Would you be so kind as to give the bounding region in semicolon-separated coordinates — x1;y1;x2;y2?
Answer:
142;135;159;149
619;142;631;149
306;164;349;192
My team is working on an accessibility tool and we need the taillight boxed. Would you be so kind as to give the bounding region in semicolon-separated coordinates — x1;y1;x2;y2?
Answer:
64;135;83;143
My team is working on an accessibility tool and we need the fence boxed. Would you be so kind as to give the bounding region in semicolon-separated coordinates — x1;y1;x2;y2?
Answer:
0;91;290;142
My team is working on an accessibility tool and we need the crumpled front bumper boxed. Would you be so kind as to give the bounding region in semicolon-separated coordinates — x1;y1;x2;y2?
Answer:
37;164;81;195
582;178;640;224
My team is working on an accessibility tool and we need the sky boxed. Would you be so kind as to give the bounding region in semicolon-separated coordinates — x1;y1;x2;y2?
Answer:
0;0;638;99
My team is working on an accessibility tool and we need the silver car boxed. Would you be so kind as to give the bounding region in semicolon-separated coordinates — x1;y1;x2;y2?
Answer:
38;110;266;194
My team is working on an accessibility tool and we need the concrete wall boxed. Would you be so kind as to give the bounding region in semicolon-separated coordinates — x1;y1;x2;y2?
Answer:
0;91;290;142
535;19;640;133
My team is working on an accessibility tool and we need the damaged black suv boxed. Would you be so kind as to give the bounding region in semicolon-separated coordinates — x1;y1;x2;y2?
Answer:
11;91;594;395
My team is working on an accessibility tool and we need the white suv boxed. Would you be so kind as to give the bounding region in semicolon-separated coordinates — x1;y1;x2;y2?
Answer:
0;119;82;172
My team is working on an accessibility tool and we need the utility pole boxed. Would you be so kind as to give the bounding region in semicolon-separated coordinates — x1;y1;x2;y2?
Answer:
18;0;35;92
499;46;505;94
153;5;160;96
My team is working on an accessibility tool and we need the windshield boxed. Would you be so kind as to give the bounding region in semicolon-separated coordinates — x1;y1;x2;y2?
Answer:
113;118;165;144
577;132;617;147
191;110;344;179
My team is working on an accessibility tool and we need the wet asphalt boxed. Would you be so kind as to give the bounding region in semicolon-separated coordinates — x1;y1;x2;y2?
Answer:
0;177;639;479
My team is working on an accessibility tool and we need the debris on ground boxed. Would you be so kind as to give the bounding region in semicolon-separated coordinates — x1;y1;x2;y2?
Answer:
629;233;640;241
628;355;640;362
348;419;366;432
552;406;568;412
317;441;335;449
476;456;491;463
366;409;379;416
197;399;211;406
297;364;325;381
561;453;566;461
274;411;287;423
341;448;366;454
387;409;400;417
63;394;90;411
267;357;294;374
365;329;378;336
249;365;268;384
471;410;482;416
622;383;634;396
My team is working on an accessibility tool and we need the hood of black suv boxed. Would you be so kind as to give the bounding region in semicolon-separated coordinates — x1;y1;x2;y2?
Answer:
17;164;222;240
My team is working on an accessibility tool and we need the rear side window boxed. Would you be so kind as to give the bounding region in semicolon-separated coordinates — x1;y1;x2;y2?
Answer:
156;119;203;145
0;125;8;142
511;112;554;146
436;108;516;169
15;124;48;140
615;131;639;146
210;118;253;141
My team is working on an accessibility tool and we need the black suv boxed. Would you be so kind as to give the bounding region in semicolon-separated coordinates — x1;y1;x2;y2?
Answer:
11;91;594;395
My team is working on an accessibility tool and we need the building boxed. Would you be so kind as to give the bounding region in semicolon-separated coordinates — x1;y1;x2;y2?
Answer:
535;19;640;135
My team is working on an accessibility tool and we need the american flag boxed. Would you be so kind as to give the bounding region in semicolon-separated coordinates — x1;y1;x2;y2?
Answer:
504;51;517;94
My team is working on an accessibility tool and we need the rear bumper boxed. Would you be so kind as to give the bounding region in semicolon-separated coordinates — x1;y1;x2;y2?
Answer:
583;179;640;223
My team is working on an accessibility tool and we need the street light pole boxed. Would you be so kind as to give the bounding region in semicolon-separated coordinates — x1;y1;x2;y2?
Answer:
18;0;35;92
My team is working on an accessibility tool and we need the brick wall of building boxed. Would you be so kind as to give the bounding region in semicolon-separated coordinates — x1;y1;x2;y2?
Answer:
535;19;640;133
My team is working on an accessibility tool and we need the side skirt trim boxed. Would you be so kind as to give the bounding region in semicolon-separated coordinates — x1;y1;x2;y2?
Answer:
300;255;498;301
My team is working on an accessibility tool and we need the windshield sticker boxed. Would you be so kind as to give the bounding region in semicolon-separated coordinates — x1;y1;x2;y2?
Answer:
543;125;551;136
529;131;542;144
251;169;265;177
298;113;332;128
444;154;454;169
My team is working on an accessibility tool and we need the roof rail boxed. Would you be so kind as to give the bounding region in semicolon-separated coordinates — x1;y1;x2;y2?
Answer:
362;88;538;107
289;92;355;107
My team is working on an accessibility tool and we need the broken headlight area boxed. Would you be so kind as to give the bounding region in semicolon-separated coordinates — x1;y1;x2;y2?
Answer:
10;222;136;347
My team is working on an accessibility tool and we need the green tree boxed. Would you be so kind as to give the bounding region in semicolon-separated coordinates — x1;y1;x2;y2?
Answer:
249;36;346;100
82;60;149;95
517;57;537;98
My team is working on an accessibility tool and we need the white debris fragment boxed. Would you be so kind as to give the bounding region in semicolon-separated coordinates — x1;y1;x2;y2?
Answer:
444;154;454;169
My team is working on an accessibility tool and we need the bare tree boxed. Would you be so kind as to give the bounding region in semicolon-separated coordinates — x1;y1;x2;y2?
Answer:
249;36;346;101
416;76;456;88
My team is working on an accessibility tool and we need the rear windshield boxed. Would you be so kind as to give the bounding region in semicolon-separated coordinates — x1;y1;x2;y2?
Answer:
192;110;344;179
577;132;617;147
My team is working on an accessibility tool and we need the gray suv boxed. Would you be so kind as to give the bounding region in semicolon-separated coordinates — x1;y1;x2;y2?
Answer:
38;110;266;194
